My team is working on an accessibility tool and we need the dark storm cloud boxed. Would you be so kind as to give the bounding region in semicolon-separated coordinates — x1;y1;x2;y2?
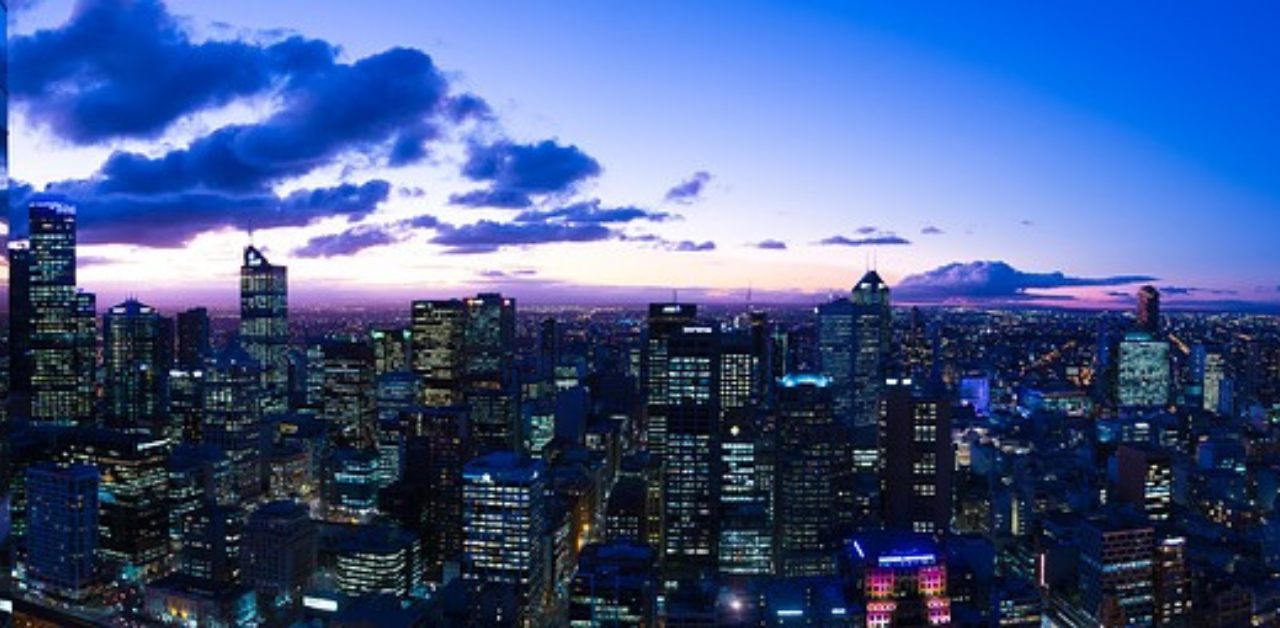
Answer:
513;200;670;224
452;140;602;208
817;234;912;247
664;171;712;204
895;260;1157;302
12;0;337;143
755;239;787;250
53;179;392;247
294;224;399;258
431;220;614;254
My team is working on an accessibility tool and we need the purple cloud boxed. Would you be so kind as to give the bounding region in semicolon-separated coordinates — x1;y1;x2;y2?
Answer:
895;260;1157;302
431;220;614;254
513;199;670;224
669;240;716;252
452;139;602;208
921;226;944;235
664;171;712;204
755;239;787;250
817;234;912;247
294;224;399;258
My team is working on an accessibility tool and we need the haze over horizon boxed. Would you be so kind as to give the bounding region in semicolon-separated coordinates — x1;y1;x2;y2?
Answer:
4;0;1279;311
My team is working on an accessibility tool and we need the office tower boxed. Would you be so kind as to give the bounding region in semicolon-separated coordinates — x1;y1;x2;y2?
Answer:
203;345;264;504
25;463;99;601
370;327;411;376
169;445;237;543
103;298;170;435
320;337;376;445
568;542;657;628
64;429;172;580
816;297;855;427
1137;285;1160;334
776;374;848;576
854;536;952;626
169;367;205;443
73;289;98;420
334;525;423;597
645;309;721;580
178;503;244;585
462;452;549;626
27;198;90;425
716;408;773;576
241;501;318;608
1117;332;1171;408
176;307;212;369
538;317;560;377
325;447;389;522
1116;445;1173;521
641;302;698;457
1079;518;1155;626
879;382;954;534
1154;536;1190;627
464;293;519;453
1192;344;1226;414
240;245;289;415
403;406;471;580
7;241;34;418
411;299;467;406
851;271;891;430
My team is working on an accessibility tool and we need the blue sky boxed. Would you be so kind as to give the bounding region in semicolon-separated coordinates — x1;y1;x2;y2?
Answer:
6;0;1280;308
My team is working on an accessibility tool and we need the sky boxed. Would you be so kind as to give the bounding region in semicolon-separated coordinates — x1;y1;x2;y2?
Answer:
5;0;1280;310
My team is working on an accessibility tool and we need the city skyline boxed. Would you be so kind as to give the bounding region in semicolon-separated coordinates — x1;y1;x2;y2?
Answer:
4;0;1279;311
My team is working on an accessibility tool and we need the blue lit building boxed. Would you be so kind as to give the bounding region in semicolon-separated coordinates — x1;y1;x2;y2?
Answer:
26;463;99;601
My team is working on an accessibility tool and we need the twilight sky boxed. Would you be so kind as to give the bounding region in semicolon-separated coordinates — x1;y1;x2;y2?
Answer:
5;0;1280;309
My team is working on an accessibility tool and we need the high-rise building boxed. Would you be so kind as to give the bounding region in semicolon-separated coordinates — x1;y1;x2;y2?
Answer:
879;382;954;534
319;337;376;445
64;429;172;580
411;299;467;406
103;298;170;435
176;307;212;369
851;271;892;430
568;542;657;628
203;345;264;505
776;373;849;576
1116;445;1173;521
370;327;411;376
25;463;99;601
641;303;698;457
1136;285;1160;334
853;534;952;627
240;245;289;415
1192;344;1226;414
816;298;855;427
1117;332;1171;408
334;525;423;597
241;500;317;609
1154;536;1190;627
462;452;549;626
646;310;721;580
7;241;34;419
404;406;471;581
178;503;244;585
464;293;519;454
1078;517;1155;626
27;198;93;425
717;406;773;576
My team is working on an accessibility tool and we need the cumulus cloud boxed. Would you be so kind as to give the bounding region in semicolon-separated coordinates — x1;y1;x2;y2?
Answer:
921;226;944;235
513;199;670;224
451;140;601;208
669;240;716;252
431;220;614;254
895;260;1157;303
755;239;787;250
664;171;712;204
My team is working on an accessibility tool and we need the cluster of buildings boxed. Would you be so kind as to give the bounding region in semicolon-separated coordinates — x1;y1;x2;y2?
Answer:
1;197;1280;627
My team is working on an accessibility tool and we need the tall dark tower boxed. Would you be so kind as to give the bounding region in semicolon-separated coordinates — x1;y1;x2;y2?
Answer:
27;198;90;425
851;271;891;431
878;382;953;534
240;245;289;415
176;307;212;369
103;298;170;435
462;293;518;454
776;374;848;577
1136;285;1160;334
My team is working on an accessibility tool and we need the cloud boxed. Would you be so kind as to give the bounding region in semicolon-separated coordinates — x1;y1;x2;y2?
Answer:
402;214;441;230
294;224;399;258
669;240;716;252
895;260;1157;303
512;199;670;224
664;171;712;204
1158;285;1237;297
50;179;392;247
451;139;601;208
854;226;878;235
430;220;614;254
817;234;912;247
755;239;787;250
921;226;944;235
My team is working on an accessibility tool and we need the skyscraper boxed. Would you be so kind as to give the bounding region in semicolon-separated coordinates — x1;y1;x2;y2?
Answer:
103;298;170;435
641;303;698;458
462;452;549;626
203;345;264;505
1117;332;1171;409
1079;517;1155;626
852;271;891;431
25;463;99;602
879;382;954;534
176;307;212;369
1116;445;1173;521
241;500;318;611
27;198;88;425
240;245;289;415
816;297;855;427
463;293;519;453
1137;285;1160;334
319;336;376;445
776;373;848;576
411;299;467;407
7;241;34;418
